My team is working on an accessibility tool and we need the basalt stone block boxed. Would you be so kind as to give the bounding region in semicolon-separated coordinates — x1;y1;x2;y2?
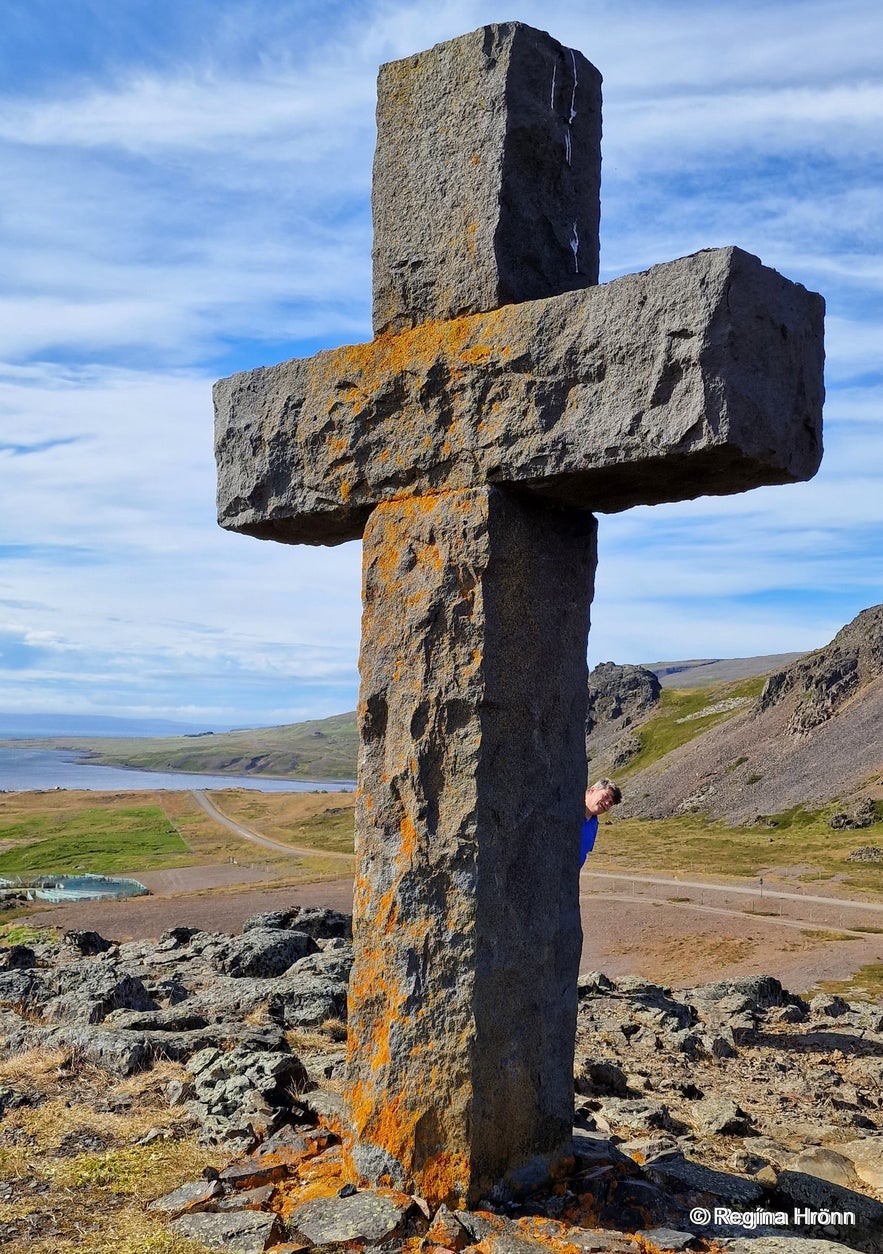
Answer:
372;23;601;336
215;248;824;546
346;486;595;1204
170;1209;282;1253
287;1190;414;1245
211;928;317;978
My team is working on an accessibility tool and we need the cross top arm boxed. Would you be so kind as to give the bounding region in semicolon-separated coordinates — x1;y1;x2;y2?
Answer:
215;245;824;546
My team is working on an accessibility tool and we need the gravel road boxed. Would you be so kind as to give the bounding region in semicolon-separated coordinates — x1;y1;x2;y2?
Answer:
26;871;883;993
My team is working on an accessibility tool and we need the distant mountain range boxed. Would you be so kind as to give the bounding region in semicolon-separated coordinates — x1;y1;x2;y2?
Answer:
0;713;231;739
1;649;816;786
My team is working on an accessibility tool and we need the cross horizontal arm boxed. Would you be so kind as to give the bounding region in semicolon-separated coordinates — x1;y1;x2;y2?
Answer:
215;246;824;546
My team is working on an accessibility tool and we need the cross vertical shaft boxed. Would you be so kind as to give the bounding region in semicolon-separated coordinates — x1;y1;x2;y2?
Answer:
350;488;596;1202
348;24;603;1204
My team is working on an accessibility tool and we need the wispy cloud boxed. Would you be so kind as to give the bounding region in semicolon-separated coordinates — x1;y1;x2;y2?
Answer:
0;0;881;722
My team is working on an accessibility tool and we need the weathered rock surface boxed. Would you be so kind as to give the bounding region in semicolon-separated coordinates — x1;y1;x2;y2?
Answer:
585;662;662;769
0;916;353;1131
170;1207;282;1252
759;607;883;731
371;23;601;337
210;927;317;978
348;486;596;1203
622;604;883;823
215;247;824;546
287;1190;413;1244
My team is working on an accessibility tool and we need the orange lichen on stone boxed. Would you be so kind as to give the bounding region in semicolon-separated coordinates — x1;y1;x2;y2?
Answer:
325;304;515;402
412;1150;471;1210
400;813;418;859
273;1146;347;1215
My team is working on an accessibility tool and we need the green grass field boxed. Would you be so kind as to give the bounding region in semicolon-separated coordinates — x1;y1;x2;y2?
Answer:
0;804;190;876
616;676;767;777
595;804;883;898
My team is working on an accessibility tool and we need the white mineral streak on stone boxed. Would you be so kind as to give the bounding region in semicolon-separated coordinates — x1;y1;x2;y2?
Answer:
564;50;578;165
568;48;578;124
550;59;556;110
570;220;580;273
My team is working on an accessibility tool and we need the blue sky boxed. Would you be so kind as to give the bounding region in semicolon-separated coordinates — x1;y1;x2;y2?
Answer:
1;0;881;728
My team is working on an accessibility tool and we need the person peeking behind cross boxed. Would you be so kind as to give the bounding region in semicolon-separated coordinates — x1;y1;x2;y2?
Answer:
581;777;622;866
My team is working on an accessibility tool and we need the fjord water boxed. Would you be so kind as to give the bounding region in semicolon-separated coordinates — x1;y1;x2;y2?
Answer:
0;747;354;793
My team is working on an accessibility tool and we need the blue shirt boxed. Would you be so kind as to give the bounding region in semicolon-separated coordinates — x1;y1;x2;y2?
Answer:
580;815;598;866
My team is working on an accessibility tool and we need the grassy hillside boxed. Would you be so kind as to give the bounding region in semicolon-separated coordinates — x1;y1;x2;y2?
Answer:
0;789;356;882
9;711;359;781
616;675;767;777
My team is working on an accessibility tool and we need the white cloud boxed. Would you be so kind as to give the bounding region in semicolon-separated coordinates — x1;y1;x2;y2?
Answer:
1;0;882;722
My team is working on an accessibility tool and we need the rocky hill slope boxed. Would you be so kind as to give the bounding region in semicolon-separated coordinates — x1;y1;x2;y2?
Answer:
618;605;883;824
1;917;881;1253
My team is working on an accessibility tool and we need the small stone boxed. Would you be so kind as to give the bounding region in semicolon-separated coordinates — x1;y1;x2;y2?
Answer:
210;1184;275;1212
829;1137;883;1191
575;1060;629;1097
691;1097;752;1136
166;1077;193;1107
808;994;850;1019
637;1229;696;1251
790;1147;858;1189
147;1178;223;1217
138;1126;166;1145
171;1208;282;1253
287;1190;413;1245
425;1203;471;1250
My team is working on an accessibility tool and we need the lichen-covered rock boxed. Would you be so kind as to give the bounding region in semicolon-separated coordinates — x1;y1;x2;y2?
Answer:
346;486;595;1204
216;248;824;547
170;1208;282;1253
287;1189;413;1245
264;950;351;1027
242;906;351;939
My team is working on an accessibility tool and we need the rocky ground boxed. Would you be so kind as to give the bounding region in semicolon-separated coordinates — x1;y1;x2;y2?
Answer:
1;910;881;1254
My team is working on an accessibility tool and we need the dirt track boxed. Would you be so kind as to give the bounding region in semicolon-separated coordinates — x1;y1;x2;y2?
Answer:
26;872;883;993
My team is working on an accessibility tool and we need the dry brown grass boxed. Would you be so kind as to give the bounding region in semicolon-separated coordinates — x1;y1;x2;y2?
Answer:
284;1017;347;1053
611;932;759;982
210;790;356;856
0;1045;226;1254
0;1205;216;1254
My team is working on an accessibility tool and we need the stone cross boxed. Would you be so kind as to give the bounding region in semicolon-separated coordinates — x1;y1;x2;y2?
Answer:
215;23;824;1208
